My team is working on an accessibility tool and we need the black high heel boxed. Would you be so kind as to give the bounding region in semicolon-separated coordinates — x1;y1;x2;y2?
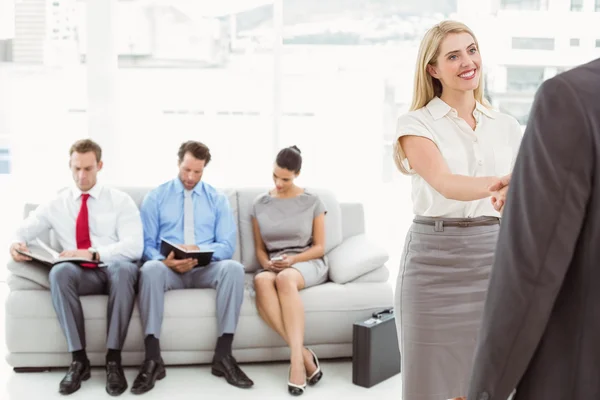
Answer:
305;348;323;386
288;366;307;396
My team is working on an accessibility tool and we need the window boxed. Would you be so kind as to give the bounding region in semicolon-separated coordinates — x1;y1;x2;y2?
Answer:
596;39;600;47
280;6;446;192
571;0;584;11
114;2;276;187
596;0;600;11
512;37;555;50
500;0;549;11
499;100;534;126
570;38;580;47
506;67;546;92
0;39;11;61
3;0;87;197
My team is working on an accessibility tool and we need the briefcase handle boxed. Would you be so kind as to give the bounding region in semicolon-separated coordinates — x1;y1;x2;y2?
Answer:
372;308;394;319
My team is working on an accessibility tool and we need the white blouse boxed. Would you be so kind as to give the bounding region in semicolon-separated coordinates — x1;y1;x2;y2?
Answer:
395;97;523;218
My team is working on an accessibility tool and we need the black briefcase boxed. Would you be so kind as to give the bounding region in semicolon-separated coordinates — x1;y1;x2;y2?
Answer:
352;308;401;388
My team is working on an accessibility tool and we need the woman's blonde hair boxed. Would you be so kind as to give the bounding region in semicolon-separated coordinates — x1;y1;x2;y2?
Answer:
393;20;488;174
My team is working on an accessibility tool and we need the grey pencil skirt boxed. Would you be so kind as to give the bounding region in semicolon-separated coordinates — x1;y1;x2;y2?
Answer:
395;216;500;400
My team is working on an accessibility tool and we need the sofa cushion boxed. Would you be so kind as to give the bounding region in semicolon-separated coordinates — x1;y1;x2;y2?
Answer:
339;202;365;239
115;186;152;209
327;233;389;284
351;265;390;283
237;187;343;272
7;256;51;289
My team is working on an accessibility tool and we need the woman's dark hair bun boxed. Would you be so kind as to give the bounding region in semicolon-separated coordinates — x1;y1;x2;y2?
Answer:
276;146;303;173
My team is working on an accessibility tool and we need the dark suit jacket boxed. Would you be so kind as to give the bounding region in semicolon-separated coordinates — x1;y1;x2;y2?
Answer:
467;57;600;400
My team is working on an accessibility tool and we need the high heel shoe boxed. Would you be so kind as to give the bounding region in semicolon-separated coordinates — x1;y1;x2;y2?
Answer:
288;366;307;396
305;348;323;386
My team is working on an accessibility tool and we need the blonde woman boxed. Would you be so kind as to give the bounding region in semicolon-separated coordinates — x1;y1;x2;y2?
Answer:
393;21;523;400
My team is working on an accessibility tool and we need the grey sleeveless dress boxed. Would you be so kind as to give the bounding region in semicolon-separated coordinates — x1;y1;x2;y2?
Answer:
251;190;328;288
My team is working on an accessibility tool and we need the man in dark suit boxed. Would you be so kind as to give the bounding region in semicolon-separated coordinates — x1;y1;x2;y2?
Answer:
467;57;600;400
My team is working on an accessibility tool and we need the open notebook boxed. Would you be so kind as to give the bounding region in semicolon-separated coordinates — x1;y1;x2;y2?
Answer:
16;239;105;268
159;238;213;267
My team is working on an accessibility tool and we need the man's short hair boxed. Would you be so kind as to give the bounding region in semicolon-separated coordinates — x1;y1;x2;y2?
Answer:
178;141;211;165
69;139;102;163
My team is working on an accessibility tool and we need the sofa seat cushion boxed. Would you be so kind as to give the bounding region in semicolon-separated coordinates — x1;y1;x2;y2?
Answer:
6;280;392;320
351;265;390;283
6;278;393;354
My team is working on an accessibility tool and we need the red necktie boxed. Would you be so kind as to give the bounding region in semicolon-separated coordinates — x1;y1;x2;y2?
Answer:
76;194;95;268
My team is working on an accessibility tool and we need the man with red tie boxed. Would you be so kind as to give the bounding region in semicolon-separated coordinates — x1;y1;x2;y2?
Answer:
9;139;143;396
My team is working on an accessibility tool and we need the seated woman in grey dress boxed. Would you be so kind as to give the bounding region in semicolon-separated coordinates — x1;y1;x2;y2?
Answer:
251;145;327;396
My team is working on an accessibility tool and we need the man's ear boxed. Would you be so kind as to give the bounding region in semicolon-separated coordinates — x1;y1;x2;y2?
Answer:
97;161;104;172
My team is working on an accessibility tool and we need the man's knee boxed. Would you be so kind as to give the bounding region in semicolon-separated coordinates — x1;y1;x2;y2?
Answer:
220;260;245;280
108;261;139;287
140;260;167;283
49;262;79;287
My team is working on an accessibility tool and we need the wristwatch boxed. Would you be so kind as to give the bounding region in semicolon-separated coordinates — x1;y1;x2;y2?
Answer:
88;248;99;261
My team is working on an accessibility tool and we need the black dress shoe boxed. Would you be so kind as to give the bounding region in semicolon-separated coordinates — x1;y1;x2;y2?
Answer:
131;359;166;395
211;354;254;389
59;360;91;395
105;361;128;396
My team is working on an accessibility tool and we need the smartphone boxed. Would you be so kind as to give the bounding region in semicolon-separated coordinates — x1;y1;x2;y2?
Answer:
271;255;284;262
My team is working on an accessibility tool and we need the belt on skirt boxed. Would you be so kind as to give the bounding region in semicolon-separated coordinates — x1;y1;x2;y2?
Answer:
413;216;500;232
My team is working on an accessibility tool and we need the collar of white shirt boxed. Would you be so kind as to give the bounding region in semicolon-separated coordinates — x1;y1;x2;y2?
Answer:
426;96;495;120
71;183;103;200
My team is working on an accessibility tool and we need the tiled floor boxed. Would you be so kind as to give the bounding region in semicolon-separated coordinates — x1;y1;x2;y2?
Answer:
0;282;402;400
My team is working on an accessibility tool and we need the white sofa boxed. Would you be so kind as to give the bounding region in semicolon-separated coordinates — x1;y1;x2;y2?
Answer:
4;187;393;370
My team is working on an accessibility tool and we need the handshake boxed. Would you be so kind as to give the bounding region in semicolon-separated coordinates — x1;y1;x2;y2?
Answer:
489;174;511;213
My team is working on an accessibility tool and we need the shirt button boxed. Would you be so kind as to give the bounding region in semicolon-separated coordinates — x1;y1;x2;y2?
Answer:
474;137;478;142
478;160;483;166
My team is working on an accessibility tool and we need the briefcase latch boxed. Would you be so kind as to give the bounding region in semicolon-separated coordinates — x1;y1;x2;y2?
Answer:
372;308;394;319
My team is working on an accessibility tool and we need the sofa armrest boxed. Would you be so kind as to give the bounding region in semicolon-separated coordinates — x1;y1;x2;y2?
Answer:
6;258;51;290
327;234;389;284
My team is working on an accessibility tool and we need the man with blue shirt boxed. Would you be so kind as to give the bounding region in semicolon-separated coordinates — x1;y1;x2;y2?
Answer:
131;141;252;394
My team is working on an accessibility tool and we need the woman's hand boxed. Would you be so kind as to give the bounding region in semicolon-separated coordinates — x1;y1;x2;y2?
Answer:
268;254;296;272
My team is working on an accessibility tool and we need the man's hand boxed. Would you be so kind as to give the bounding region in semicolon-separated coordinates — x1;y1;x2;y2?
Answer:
10;242;32;262
489;174;512;213
268;254;296;273
491;186;509;213
162;251;197;274
60;250;93;260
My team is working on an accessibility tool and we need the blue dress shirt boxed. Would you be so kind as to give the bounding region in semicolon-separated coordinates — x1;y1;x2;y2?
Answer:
140;179;236;262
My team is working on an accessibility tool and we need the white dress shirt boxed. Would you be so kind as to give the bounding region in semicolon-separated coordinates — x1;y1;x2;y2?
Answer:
14;184;144;263
395;97;523;218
